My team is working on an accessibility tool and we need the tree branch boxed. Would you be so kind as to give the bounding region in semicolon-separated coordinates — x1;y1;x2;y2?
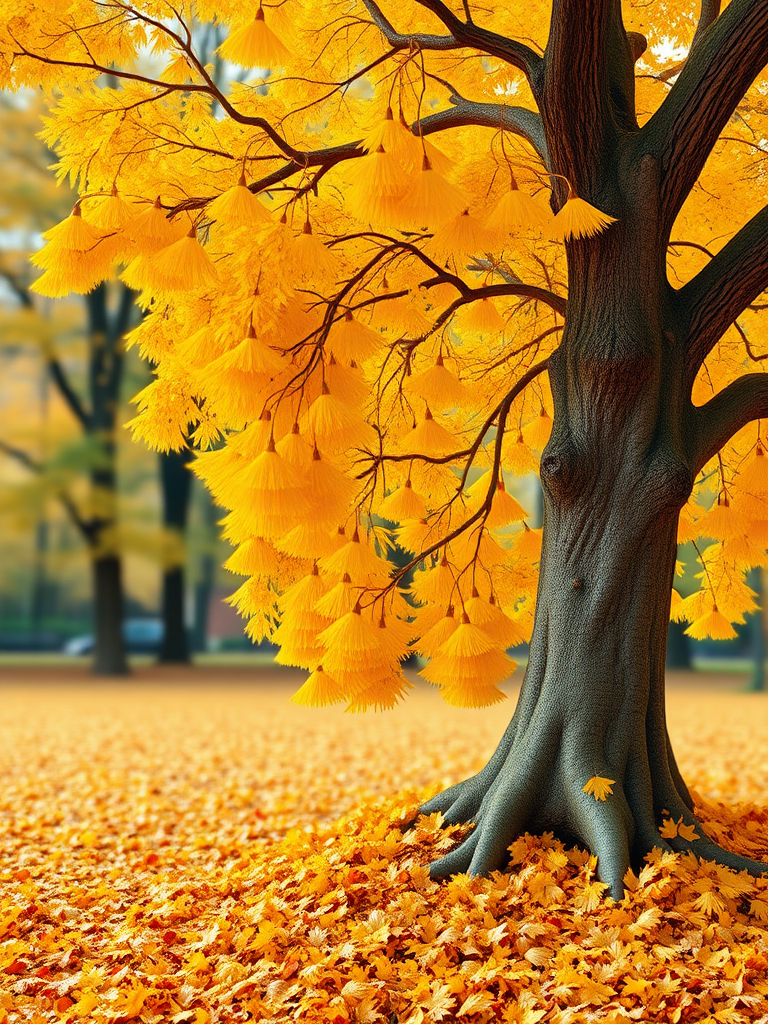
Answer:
690;0;722;53
467;282;566;317
418;91;548;166
363;0;542;79
47;357;91;429
0;439;41;473
348;235;567;316
542;0;634;189
640;0;768;231
0;266;33;308
680;202;768;379
9;30;305;164
655;0;721;82
369;357;550;594
402;279;565;350
174;88;550;219
733;319;768;363
361;0;458;50
693;372;768;471
172;141;365;215
0;440;94;540
56;492;95;543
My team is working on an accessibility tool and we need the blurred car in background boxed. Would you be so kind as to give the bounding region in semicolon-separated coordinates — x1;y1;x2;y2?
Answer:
62;618;164;655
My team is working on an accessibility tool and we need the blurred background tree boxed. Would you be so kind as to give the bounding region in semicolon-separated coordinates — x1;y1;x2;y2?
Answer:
0;95;226;672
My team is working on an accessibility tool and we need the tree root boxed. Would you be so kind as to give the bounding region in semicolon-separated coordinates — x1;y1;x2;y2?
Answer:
655;788;768;876
420;716;768;900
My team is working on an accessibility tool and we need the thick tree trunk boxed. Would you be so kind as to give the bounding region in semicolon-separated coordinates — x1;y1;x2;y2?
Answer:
158;448;193;663
422;165;768;893
423;465;692;897
92;553;129;676
423;435;766;894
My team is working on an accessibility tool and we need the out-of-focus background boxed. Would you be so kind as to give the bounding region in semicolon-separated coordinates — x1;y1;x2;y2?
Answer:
0;92;240;674
0;92;765;688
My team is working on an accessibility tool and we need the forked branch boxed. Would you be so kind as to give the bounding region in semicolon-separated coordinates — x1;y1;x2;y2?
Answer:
174;86;549;215
362;0;543;79
641;0;768;231
680;202;768;380
0;440;93;540
361;0;459;50
655;0;721;82
367;357;551;597
692;373;768;471
9;14;306;164
418;93;548;166
48;357;91;428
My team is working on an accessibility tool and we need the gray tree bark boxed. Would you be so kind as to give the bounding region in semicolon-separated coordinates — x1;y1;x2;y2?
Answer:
420;0;768;897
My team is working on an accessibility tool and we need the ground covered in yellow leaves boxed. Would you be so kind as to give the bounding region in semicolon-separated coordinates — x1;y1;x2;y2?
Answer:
1;667;767;1024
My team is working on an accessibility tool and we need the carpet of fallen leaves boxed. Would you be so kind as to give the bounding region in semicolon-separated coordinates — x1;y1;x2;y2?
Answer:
0;667;767;1024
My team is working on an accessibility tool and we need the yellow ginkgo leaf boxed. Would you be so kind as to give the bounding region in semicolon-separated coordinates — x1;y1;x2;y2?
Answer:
582;776;616;801
660;815;700;841
622;978;652;997
692;889;725;916
678;820;700;841
549;191;617;241
659;816;679;839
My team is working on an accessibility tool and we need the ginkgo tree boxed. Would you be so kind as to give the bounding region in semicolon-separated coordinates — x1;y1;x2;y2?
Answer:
3;0;768;898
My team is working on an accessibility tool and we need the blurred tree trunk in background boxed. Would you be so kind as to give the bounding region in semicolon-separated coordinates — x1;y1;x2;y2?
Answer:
83;283;133;676
29;364;50;646
0;98;169;669
158;446;193;663
665;621;692;670
748;567;766;692
192;488;218;654
30;519;49;646
0;270;133;672
92;554;126;674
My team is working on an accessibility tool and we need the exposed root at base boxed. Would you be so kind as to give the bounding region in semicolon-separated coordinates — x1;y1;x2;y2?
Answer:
421;745;768;900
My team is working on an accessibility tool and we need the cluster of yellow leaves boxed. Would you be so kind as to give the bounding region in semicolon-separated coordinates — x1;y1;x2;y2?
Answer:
673;445;768;641
0;672;767;1024
8;106;563;709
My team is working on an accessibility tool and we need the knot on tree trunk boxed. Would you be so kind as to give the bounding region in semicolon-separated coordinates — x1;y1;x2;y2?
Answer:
646;450;694;515
540;436;581;505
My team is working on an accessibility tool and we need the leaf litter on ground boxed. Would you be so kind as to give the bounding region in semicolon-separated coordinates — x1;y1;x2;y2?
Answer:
0;670;766;1023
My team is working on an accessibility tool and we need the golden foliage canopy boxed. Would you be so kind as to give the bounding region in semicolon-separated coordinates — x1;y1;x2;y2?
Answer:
2;0;768;708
